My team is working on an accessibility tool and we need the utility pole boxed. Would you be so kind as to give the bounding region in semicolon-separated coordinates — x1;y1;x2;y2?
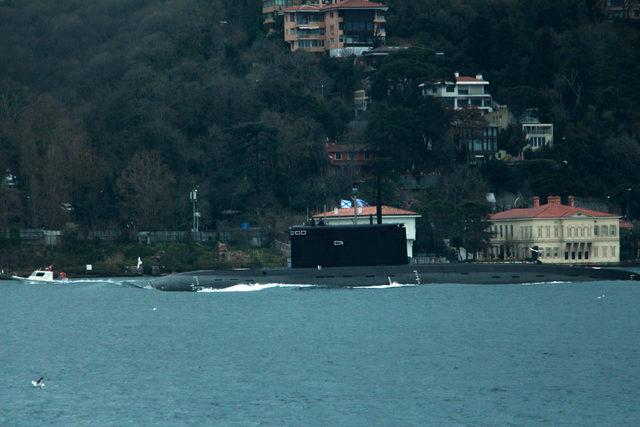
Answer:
352;186;358;225
627;188;632;220
190;188;200;232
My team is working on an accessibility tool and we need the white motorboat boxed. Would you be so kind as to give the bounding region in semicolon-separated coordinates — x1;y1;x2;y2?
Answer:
12;269;67;282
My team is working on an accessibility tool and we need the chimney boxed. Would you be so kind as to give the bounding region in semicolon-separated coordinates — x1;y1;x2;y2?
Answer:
333;207;339;215
454;71;460;78
568;195;575;207
476;74;483;80
533;196;540;208
547;195;561;206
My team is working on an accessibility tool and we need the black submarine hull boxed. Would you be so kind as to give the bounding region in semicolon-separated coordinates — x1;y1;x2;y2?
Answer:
149;264;639;291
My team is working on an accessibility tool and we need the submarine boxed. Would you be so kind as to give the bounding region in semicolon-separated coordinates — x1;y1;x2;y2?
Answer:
148;197;639;292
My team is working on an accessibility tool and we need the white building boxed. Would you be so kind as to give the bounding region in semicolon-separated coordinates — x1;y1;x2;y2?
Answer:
522;122;554;150
419;72;493;114
313;205;421;258
485;195;620;264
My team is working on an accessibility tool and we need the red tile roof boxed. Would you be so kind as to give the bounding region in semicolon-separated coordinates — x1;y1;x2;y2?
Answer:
328;0;388;9
313;205;419;218
286;0;387;12
285;4;321;11
455;75;486;82
490;204;617;220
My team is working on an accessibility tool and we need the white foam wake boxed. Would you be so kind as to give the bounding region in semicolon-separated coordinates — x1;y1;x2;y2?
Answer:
197;283;315;293
520;281;569;286
352;282;416;289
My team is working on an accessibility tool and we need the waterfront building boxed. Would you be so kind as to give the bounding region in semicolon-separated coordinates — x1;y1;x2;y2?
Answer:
283;0;387;56
419;72;494;114
485;195;621;264
313;205;420;258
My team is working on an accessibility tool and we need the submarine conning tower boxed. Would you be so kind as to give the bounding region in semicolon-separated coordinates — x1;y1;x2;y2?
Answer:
289;223;408;268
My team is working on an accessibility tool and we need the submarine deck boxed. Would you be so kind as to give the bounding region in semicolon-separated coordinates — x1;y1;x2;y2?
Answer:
149;263;639;291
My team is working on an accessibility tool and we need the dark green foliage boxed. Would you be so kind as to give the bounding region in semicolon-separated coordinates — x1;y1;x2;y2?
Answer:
1;0;640;240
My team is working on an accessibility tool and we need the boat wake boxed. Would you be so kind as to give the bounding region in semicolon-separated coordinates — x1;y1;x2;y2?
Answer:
196;282;418;292
197;283;316;293
520;281;570;286
352;282;416;289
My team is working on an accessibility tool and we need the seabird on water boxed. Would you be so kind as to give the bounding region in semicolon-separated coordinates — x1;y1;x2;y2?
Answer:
31;377;45;388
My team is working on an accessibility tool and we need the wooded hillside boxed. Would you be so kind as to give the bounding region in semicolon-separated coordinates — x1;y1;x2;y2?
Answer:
1;0;639;254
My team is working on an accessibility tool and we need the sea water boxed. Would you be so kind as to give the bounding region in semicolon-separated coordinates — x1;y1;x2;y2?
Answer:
1;278;640;425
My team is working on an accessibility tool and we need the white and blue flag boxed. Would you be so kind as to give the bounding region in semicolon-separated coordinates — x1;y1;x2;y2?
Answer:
340;199;368;208
340;199;352;208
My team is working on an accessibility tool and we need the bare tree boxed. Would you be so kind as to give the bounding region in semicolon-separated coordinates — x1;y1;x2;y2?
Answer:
117;150;177;230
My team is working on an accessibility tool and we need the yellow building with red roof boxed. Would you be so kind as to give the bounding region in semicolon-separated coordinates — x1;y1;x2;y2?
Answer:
486;195;620;264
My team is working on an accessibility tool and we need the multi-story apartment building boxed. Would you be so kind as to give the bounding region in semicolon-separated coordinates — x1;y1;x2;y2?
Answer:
522;122;554;150
484;195;620;264
263;0;298;31
600;0;640;20
325;142;374;167
282;0;387;56
452;124;499;163
419;72;494;114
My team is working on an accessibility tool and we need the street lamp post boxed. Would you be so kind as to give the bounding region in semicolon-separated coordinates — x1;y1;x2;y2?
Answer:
190;188;200;232
627;188;632;220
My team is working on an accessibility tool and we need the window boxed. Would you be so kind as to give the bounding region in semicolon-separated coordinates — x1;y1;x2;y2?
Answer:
594;225;599;236
546;247;551;257
446;86;455;93
538;227;543;238
554;226;559;237
610;225;616;236
499;225;503;238
594;247;599;258
553;247;559;258
565;251;569;260
611;246;616;257
601;225;608;236
335;152;342;160
546;226;551;238
510;225;514;237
